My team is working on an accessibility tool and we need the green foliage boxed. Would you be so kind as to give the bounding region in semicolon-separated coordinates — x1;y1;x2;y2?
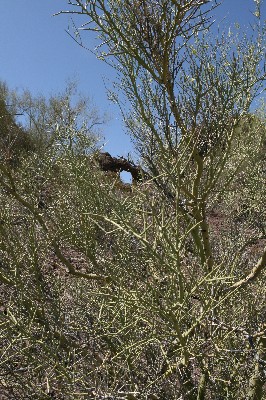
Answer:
0;80;103;161
0;107;265;399
0;1;266;399
0;84;35;163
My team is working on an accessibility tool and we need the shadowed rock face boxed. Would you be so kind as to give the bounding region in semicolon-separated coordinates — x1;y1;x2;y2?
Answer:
97;152;142;182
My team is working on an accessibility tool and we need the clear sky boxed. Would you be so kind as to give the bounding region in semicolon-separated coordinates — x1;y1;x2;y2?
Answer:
0;0;265;159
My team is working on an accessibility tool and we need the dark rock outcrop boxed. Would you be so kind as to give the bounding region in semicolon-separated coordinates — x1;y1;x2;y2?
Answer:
97;152;142;182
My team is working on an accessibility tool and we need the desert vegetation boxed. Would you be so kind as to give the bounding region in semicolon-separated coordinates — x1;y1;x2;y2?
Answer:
0;0;266;399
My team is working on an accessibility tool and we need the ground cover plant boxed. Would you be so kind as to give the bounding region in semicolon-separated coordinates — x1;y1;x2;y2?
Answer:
0;0;266;398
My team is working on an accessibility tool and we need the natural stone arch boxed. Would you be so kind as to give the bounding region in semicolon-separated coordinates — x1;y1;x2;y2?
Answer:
97;152;142;182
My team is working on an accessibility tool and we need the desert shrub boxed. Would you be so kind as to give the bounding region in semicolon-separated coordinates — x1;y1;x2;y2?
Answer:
0;1;266;399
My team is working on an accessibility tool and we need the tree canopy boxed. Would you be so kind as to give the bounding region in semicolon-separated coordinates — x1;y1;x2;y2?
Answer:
0;1;265;399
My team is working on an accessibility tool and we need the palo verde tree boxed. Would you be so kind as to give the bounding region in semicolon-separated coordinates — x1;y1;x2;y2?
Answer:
0;82;35;164
0;1;265;399
0;80;103;157
0;82;108;399
56;0;266;398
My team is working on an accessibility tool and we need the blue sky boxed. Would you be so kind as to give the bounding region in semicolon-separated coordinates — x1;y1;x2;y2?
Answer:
0;0;265;159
